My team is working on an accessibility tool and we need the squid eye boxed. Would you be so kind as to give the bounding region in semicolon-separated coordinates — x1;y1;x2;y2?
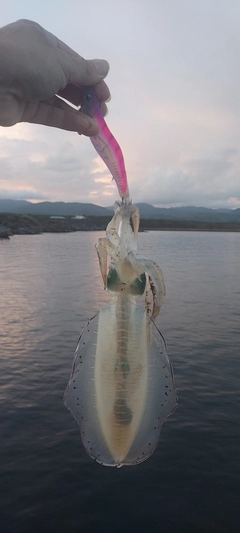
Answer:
85;94;92;102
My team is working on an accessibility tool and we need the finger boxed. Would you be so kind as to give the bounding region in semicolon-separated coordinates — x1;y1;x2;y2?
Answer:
57;81;110;110
55;35;85;59
54;36;110;87
100;102;108;117
57;48;110;87
57;85;82;107
92;80;111;104
20;99;99;135
52;93;109;119
0;92;23;126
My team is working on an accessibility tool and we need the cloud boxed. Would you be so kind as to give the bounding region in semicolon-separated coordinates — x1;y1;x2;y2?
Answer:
0;124;119;204
128;147;240;209
1;2;240;208
42;141;83;172
0;188;45;200
184;148;238;181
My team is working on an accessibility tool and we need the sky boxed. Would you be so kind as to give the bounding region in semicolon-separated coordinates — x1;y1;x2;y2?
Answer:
1;0;240;209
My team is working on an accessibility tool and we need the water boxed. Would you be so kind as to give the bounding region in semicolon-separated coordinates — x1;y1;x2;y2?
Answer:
0;231;240;533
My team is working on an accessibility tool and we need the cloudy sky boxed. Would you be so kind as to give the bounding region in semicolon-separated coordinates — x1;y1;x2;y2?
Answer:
1;0;240;208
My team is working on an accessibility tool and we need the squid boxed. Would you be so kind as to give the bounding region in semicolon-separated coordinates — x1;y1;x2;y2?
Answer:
64;87;177;467
64;198;177;467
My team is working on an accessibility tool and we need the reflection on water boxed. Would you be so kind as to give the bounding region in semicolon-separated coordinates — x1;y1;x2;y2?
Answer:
1;231;240;533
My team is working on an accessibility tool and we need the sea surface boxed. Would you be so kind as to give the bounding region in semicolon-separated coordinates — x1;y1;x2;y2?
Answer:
0;230;240;533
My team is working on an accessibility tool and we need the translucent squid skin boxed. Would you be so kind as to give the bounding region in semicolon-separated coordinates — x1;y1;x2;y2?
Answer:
64;200;177;467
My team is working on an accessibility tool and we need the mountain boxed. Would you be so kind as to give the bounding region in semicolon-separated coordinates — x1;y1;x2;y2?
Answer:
107;203;240;222
1;199;240;223
0;199;111;216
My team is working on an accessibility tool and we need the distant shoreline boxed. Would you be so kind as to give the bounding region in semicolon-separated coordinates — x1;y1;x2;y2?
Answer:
143;227;240;232
1;213;240;238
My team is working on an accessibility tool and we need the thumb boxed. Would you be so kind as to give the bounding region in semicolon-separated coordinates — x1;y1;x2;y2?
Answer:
69;57;110;86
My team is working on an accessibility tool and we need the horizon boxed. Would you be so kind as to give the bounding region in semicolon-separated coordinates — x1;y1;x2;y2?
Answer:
0;197;239;212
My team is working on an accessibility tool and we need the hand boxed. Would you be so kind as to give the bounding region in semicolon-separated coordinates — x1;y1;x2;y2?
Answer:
0;19;110;135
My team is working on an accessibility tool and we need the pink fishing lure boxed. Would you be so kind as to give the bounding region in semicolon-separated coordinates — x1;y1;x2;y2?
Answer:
81;87;129;199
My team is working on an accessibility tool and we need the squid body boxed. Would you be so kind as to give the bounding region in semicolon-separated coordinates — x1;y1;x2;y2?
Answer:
64;201;177;467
